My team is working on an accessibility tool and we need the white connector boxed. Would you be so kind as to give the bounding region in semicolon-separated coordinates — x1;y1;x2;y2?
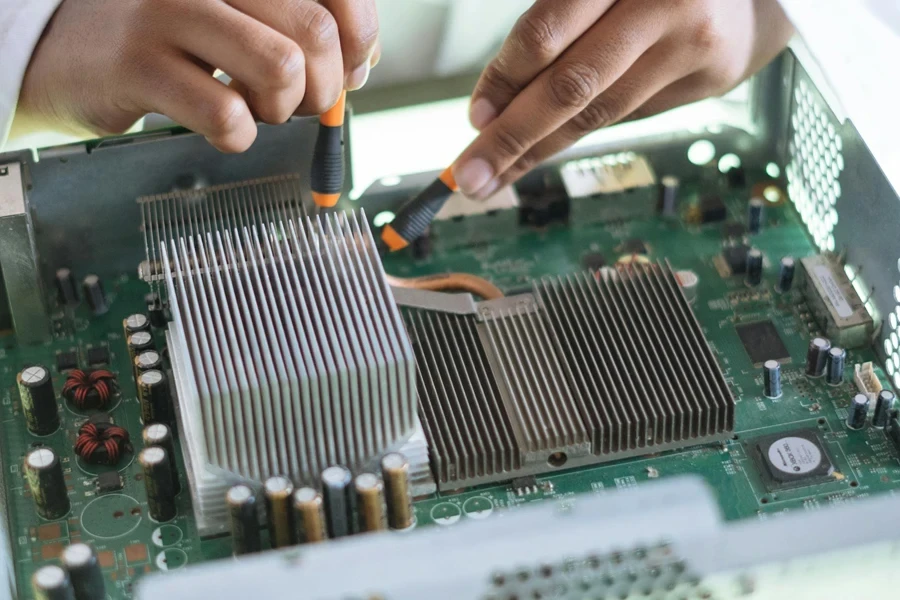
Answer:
854;362;883;404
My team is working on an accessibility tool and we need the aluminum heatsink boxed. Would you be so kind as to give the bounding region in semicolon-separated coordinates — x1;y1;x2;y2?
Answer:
139;177;419;533
402;263;734;490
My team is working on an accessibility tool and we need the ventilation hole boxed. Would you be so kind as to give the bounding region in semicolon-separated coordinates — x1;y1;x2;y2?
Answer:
766;162;781;178
379;175;402;187
373;211;395;227
687;140;716;166
717;153;741;173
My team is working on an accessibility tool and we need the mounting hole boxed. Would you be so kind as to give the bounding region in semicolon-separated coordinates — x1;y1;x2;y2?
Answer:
547;452;568;468
817;418;826;425
760;497;769;504
850;481;859;488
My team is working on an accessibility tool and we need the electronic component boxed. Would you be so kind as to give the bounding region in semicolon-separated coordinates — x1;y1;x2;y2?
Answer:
74;421;130;466
403;263;734;490
96;471;123;494
826;347;846;385
748;429;835;491
17;365;59;435
725;165;746;188
675;270;699;303
658;175;679;217
55;268;79;307
799;255;874;348
745;248;763;286
381;453;414;530
31;565;74;600
848;394;869;430
747;197;764;234
264;476;295;549
85;345;109;367
511;475;539;497
618;238;648;255
123;314;150;337
805;337;832;377
436;186;520;221
355;473;387;533
874;391;895;429
81;275;108;316
722;222;746;239
139;446;176;522
581;252;607;271
126;331;154;363
777;257;796;293
142;423;180;494
695;195;727;223
517;187;570;228
137;370;170;425
134;350;162;373
854;362;883;402
293;487;327;544
62;543;105;600
721;243;750;276
322;466;354;538
227;485;261;556
24;448;69;520
145;292;166;328
763;360;782;399
63;369;116;410
560;153;656;198
735;321;790;366
55;351;78;373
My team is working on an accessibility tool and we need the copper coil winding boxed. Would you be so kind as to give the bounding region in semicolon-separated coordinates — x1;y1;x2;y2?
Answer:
63;369;117;409
74;422;131;465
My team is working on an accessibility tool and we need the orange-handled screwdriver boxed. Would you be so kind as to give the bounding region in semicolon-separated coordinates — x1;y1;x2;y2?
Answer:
381;168;459;252
310;91;347;208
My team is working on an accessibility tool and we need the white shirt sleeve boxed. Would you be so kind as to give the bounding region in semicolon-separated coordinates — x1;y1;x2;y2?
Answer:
0;0;62;148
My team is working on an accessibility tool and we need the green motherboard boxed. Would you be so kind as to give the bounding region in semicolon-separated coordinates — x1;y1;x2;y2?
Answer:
2;168;896;599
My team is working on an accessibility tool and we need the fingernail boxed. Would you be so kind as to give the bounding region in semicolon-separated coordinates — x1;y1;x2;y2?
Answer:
469;98;497;130
453;159;494;196
347;62;371;91
473;179;500;201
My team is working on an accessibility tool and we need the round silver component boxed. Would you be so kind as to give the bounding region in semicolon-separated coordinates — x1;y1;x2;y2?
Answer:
853;394;868;407
143;423;169;444
354;473;380;491
21;366;49;385
781;257;795;269
26;448;56;469
812;337;830;351
264;476;293;495
61;543;94;568
226;484;254;504
381;453;408;471
33;565;67;589
129;331;153;347
321;466;352;487
294;487;320;504
140;446;167;466
661;175;679;188
125;314;149;330
139;370;164;386
83;274;101;287
136;351;161;368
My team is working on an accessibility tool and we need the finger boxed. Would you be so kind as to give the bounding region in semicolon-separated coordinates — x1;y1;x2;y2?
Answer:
226;0;343;115
138;56;257;153
622;72;717;123
452;0;668;198
490;51;686;191
469;0;617;130
370;38;382;67
318;0;380;90
169;2;306;125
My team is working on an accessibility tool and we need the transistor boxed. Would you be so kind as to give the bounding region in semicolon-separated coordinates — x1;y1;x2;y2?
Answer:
86;346;110;367
96;471;123;494
699;195;727;223
55;351;78;373
722;244;751;275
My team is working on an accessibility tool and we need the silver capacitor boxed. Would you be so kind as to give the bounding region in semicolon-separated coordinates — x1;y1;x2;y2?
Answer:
874;390;896;429
659;176;680;218
763;360;782;399
847;394;869;430
826;347;846;385
32;565;75;600
321;466;355;538
805;337;831;377
142;423;180;495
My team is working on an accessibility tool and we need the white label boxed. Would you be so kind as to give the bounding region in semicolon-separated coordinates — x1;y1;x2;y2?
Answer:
767;437;822;475
813;265;853;318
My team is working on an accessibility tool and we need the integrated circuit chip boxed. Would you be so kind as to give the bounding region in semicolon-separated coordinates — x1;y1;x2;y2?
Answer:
56;351;78;372
748;429;835;491
736;320;790;366
722;244;751;275
97;471;123;494
87;345;110;366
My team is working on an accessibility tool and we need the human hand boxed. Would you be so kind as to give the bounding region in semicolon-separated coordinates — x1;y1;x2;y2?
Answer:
16;0;380;152
452;0;794;199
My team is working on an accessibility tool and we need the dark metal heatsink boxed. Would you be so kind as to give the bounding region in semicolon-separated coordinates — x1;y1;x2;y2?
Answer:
401;262;734;490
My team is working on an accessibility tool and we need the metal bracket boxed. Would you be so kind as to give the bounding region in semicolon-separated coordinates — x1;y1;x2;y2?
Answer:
0;162;50;344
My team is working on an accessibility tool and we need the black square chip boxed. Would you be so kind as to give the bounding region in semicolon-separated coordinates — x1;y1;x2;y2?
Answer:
87;345;110;366
748;429;835;491
56;351;78;372
736;320;791;366
97;471;123;493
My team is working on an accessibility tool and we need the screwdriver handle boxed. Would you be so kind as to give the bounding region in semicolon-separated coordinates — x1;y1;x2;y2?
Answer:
311;91;347;208
382;168;458;252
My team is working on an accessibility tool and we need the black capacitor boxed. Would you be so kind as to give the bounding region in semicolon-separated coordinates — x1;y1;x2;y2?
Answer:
134;350;163;373
777;257;796;293
24;448;70;520
264;476;295;549
658;176;680;218
227;484;262;556
763;360;782;399
139;446;176;522
82;275;108;316
123;314;150;337
127;331;155;363
31;565;75;600
381;453;414;530
138;369;171;425
17;365;59;436
142;423;180;495
321;465;354;538
145;292;167;328
55;268;79;307
847;394;869;430
805;337;832;377
61;543;105;600
744;248;763;287
747;197;764;234
826;347;846;385
874;390;895;429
